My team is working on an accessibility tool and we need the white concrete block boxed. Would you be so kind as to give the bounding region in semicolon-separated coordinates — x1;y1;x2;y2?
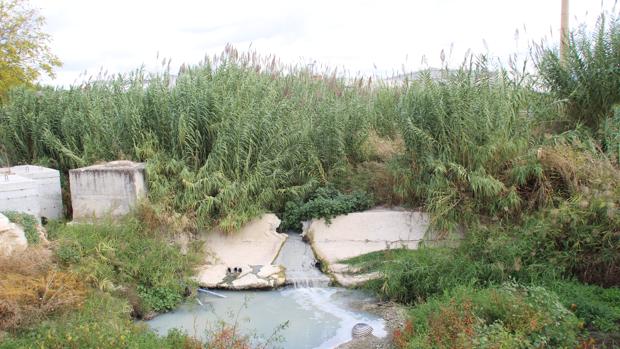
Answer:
9;165;63;219
69;161;147;220
0;173;40;217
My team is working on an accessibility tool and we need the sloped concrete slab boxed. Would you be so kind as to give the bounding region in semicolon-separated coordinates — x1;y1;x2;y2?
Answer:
306;209;429;264
305;209;431;287
195;214;287;289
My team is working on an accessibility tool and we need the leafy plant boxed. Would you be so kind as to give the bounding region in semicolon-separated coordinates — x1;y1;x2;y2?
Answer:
549;280;620;333
280;186;374;231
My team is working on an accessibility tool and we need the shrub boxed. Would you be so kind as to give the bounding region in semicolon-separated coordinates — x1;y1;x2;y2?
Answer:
398;283;582;349
347;248;508;304
280;186;374;231
49;218;199;313
0;293;200;349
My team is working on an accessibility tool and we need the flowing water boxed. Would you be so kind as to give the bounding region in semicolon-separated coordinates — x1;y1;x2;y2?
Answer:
274;232;331;288
146;287;387;348
146;232;386;348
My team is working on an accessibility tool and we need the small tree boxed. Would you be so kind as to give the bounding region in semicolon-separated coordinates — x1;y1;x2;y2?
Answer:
0;0;61;99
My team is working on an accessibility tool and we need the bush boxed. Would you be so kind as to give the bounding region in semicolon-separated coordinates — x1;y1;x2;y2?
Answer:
2;211;40;244
0;293;200;349
346;248;502;304
49;218;199;313
280;186;374;231
396;283;582;349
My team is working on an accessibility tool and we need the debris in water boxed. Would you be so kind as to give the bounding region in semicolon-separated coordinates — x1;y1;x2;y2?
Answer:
197;288;227;298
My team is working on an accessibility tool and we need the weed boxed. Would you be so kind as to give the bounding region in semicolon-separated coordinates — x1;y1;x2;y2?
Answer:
49;218;199;313
0;248;86;332
400;283;581;349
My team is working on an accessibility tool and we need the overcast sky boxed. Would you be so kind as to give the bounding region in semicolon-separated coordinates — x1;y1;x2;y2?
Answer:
33;0;618;86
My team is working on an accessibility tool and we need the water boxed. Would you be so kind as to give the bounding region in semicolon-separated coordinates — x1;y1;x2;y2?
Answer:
274;232;331;288
146;287;387;349
146;232;386;348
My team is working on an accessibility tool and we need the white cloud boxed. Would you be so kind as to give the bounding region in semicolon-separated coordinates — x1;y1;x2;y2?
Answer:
32;0;618;86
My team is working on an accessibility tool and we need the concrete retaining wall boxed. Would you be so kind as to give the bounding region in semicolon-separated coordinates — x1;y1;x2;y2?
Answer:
69;161;146;220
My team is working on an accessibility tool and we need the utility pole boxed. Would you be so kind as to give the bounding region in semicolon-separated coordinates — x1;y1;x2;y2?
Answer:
560;0;569;64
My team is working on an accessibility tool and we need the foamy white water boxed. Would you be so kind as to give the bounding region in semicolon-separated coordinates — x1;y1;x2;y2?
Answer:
146;287;386;349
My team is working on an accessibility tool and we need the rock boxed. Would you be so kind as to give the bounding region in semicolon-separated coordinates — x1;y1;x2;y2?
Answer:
195;214;287;289
306;209;442;286
0;213;28;256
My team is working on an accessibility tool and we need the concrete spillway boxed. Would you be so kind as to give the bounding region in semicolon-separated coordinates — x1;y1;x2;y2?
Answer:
274;232;331;288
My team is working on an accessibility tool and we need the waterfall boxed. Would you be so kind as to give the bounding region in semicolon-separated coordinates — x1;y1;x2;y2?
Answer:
274;232;331;288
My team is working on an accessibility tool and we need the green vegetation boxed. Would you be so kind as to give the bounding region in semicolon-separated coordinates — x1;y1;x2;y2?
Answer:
50;217;200;314
0;13;619;349
393;283;582;349
0;46;375;232
280;186;374;231
2;211;39;244
538;15;620;132
0;293;195;349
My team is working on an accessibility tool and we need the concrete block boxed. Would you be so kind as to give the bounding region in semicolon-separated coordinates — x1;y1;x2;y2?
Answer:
9;165;63;219
0;173;40;217
69;161;147;220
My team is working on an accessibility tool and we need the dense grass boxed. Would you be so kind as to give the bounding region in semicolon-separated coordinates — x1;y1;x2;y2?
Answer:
0;293;202;349
50;216;200;314
538;15;620;132
394;283;582;349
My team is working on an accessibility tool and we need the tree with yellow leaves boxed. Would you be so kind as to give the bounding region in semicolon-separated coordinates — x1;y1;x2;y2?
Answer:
0;0;60;99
